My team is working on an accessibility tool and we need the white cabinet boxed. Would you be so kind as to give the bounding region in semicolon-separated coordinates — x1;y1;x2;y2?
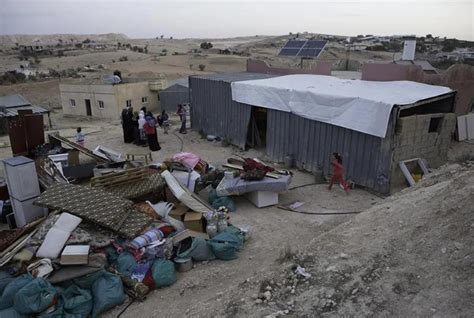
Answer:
10;196;47;227
2;156;44;227
3;156;40;201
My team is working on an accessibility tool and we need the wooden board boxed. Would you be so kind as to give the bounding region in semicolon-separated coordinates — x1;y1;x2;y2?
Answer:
90;167;148;188
222;163;280;179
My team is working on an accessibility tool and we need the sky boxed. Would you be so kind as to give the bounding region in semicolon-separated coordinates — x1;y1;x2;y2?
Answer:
1;0;473;41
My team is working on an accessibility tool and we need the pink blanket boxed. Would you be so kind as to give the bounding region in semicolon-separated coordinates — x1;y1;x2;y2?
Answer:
172;152;200;170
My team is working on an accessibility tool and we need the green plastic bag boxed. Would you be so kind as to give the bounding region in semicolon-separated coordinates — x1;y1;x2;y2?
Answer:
0;274;33;310
0;307;28;318
62;285;93;317
116;252;137;276
177;237;216;261
211;196;236;212
151;259;176;288
0;271;14;294
13;278;57;315
209;230;243;260
91;272;125;318
72;270;105;290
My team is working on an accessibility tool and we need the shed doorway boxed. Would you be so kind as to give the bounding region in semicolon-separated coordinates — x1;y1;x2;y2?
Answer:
246;107;267;149
85;99;92;116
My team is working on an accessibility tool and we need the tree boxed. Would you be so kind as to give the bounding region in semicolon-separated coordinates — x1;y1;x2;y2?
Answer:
117;42;122;48
426;34;433;39
160;35;164;39
198;64;206;71
200;42;213;49
169;36;173;40
442;39;458;52
144;45;148;53
82;38;91;44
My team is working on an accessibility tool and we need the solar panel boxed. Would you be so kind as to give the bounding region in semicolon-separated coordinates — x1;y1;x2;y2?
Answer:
278;39;327;58
303;40;327;49
279;48;301;56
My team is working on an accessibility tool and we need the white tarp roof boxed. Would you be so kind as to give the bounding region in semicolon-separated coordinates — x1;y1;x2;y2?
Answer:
231;74;452;138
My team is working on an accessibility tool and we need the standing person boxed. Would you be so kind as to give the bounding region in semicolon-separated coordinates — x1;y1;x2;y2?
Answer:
120;108;129;143
143;112;161;151
159;110;170;134
76;127;85;147
177;104;187;134
132;111;140;145
138;110;147;146
328;152;350;193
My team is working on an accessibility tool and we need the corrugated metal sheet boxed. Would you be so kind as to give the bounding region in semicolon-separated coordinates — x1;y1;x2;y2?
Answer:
189;73;275;149
160;84;190;112
0;105;49;117
0;94;30;108
266;109;394;194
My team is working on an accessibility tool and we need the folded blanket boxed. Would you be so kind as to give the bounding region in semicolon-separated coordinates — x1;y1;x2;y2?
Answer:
36;213;82;259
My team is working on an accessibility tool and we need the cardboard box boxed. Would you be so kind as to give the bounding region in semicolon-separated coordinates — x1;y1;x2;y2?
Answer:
169;204;189;221
172;229;209;246
183;212;204;232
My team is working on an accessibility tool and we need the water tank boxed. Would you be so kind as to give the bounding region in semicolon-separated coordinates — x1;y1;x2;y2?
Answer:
149;79;167;91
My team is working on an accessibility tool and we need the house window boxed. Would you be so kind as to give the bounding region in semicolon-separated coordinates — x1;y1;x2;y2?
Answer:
98;100;105;109
70;99;76;107
126;100;132;108
141;96;148;103
428;117;442;133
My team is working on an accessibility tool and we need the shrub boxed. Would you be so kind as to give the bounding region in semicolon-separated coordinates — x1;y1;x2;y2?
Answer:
198;64;206;71
119;56;128;61
200;42;213;49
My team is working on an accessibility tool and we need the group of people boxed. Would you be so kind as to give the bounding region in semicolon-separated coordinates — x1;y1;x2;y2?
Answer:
121;107;165;151
120;104;187;152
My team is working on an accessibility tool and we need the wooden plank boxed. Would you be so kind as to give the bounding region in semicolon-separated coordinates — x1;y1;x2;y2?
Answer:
50;135;108;162
222;163;280;179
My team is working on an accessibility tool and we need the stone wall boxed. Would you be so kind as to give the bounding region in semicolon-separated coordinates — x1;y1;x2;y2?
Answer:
391;113;456;192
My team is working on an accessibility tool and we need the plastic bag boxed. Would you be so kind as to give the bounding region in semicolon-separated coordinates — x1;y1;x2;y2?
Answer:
116;252;137;276
209;230;243;260
151;259;176;288
211;196;236;212
0;307;27;318
0;274;34;310
62;285;93;317
0;271;14;294
72;270;105;290
13;278;57;315
91;272;125;318
177;237;215;261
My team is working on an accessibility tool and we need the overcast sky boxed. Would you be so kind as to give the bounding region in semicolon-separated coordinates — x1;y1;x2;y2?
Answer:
1;0;472;40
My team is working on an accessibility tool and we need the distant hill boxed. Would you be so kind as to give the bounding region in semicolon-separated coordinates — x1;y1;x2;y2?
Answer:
0;33;128;46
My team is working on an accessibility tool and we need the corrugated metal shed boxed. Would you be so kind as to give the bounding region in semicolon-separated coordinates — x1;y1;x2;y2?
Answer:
0;105;49;117
266;109;394;194
189;72;276;149
0;94;31;108
160;83;190;112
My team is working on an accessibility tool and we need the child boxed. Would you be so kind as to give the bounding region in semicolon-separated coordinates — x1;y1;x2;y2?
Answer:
76;127;85;147
159;110;170;135
328;152;350;193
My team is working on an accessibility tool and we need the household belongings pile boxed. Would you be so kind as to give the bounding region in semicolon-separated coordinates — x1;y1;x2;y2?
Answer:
0;153;249;317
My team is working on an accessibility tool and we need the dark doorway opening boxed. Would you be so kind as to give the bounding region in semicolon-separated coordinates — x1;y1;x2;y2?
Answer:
246;107;267;149
85;99;92;116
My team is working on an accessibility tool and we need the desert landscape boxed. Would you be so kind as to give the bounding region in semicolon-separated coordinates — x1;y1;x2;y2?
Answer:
0;23;473;318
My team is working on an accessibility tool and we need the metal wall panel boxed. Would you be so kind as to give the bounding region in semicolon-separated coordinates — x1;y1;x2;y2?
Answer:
160;87;190;112
189;73;275;149
267;109;393;194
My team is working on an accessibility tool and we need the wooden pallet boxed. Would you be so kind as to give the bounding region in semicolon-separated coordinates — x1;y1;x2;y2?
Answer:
90;167;148;188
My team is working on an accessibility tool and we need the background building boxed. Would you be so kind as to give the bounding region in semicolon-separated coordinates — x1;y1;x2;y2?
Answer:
159;78;190;112
59;78;164;119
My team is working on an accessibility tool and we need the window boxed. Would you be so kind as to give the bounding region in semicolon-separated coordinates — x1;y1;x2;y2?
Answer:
70;99;76;107
126;100;132;108
98;100;105;109
428;117;442;133
141;96;148;103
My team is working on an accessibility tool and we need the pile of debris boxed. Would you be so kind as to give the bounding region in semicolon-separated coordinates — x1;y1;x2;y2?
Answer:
0;137;294;316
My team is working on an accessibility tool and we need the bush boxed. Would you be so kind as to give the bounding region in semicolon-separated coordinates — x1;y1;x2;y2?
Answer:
200;42;213;49
119;56;128;61
198;64;206;71
0;71;26;84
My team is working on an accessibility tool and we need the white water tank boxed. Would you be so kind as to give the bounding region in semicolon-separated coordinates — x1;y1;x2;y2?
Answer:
402;37;416;61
